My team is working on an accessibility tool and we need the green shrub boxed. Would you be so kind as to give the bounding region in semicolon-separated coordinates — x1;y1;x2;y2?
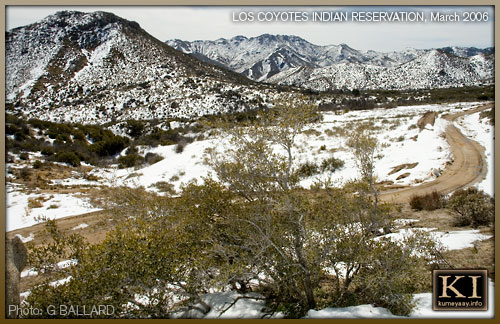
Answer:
448;187;493;227
320;157;344;173
175;142;186;154
32;160;43;169
19;152;30;161
151;181;176;195
41;146;55;156
55;152;81;167
145;152;164;165
118;154;144;169
295;161;319;178
89;136;129;157
409;191;444;211
73;129;87;142
126;120;145;138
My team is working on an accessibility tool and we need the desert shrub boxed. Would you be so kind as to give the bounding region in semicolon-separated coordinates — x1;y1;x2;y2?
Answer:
125;146;138;155
19;168;32;180
28;118;52;130
55;151;81;167
19;152;30;161
175;142;186;154
73;129;87;142
303;128;322;136
144;152;164;165
46;123;73;139
347;232;434;316
32;160;43;169
479;108;495;125
151;181;176;195
6;124;19;135
14;131;27;141
320;157;344;173
20;138;42;152
448;187;494;227
126;120;145;138
89;136;129;157
295;161;319;178
118;154;144;169
409;191;444;211
41;146;55;156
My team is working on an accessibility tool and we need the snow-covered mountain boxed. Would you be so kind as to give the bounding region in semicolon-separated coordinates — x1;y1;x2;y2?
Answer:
6;11;277;123
166;34;494;86
268;49;494;91
166;34;406;81
6;11;494;121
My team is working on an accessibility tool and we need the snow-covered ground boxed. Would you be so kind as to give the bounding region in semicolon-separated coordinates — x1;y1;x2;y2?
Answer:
98;101;483;192
6;102;493;232
6;183;101;231
455;110;494;196
380;227;492;251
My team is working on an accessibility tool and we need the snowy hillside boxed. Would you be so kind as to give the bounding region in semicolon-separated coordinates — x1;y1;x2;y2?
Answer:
268;50;494;91
6;11;280;123
166;34;494;87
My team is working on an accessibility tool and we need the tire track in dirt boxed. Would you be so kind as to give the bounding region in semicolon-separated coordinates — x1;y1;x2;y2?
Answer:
380;103;492;204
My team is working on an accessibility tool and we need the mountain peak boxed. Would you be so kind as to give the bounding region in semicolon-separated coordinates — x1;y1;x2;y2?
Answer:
231;35;248;41
6;10;268;123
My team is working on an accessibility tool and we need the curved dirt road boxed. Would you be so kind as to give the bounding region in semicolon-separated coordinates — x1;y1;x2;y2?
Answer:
380;103;492;204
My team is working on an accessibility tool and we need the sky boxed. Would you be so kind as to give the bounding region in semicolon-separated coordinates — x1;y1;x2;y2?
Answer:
5;6;494;52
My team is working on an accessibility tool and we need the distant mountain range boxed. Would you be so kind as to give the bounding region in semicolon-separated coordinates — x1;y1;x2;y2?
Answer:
166;34;494;91
5;11;494;123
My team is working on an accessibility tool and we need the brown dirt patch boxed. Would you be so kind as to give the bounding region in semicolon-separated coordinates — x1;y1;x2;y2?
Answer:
417;111;438;131
388;162;419;175
396;172;410;180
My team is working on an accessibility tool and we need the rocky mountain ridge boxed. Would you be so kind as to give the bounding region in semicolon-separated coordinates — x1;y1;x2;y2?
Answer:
166;34;494;86
6;11;278;123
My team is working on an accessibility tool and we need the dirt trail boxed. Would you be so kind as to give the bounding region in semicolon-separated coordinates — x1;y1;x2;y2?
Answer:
380;103;492;204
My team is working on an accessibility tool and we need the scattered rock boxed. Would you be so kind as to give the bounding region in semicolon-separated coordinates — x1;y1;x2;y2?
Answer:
431;168;441;178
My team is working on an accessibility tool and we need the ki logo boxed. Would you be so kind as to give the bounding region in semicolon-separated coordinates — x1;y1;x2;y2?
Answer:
433;269;488;311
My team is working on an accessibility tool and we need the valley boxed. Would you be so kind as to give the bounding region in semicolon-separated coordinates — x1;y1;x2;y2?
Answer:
4;9;495;319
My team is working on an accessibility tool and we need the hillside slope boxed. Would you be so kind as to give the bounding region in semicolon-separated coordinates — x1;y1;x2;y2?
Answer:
6;11;275;123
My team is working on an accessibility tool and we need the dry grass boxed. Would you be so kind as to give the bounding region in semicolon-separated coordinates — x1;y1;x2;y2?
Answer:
443;237;495;279
27;197;44;209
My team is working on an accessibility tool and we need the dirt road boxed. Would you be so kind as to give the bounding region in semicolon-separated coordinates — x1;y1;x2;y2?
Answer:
380;103;492;204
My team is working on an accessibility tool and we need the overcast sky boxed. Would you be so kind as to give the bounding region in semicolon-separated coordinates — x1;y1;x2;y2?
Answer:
5;6;494;52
